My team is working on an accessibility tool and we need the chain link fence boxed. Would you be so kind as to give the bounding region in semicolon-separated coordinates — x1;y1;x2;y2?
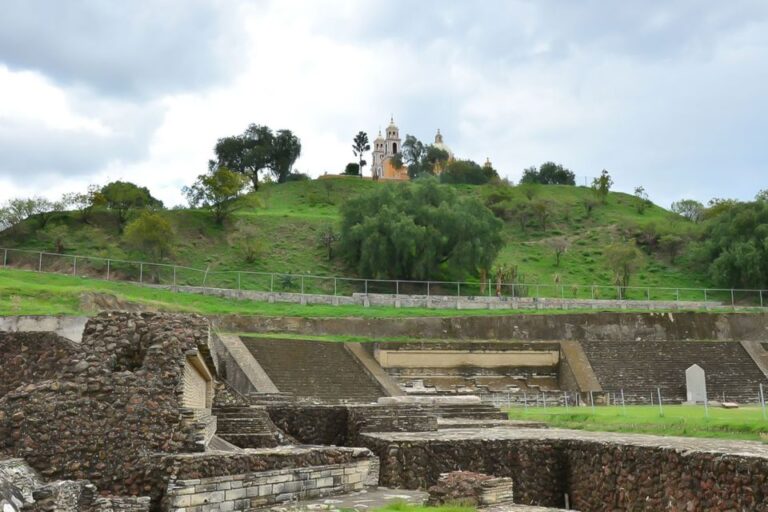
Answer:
2;247;767;308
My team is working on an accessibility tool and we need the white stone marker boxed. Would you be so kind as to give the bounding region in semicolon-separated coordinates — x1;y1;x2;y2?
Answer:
685;364;707;404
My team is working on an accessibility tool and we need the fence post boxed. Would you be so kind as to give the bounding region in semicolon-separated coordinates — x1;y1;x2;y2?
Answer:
237;272;241;291
334;278;337;296
173;266;177;287
761;290;764;308
106;259;110;280
563;391;569;410
427;281;430;299
731;289;735;307
704;288;707;302
760;384;766;420
646;288;650;301
38;252;42;272
364;279;368;295
396;280;399;297
589;391;595;415
620;389;626;416
676;289;679;302
270;273;274;293
2;248;7;267
73;256;77;276
139;263;143;284
591;285;595;300
488;278;491;297
657;387;664;417
457;282;460;297
301;276;304;295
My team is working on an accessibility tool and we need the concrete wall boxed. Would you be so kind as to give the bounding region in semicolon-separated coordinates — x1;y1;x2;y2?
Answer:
375;349;559;369
156;284;727;311
213;312;768;342
0;315;88;342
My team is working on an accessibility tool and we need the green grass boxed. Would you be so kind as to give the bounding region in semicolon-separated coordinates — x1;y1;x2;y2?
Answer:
373;502;474;512
1;267;692;317
507;405;768;441
0;178;713;297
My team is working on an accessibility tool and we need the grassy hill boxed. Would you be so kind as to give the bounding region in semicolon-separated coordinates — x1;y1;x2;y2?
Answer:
0;178;709;294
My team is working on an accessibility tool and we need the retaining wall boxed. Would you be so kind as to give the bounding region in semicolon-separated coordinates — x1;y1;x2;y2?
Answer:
213;312;768;342
360;429;768;511
0;316;88;342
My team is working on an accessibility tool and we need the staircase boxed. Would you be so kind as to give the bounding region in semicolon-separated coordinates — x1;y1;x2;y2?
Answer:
211;405;286;448
241;338;388;403
432;403;508;420
581;340;768;403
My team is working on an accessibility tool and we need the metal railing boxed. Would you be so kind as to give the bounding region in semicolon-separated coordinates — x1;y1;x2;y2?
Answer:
1;246;766;308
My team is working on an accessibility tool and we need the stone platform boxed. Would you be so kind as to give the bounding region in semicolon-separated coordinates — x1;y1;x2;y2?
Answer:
359;427;768;511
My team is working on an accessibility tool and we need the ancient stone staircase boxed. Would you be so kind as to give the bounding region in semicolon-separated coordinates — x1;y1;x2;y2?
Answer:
211;405;286;448
241;338;387;403
580;340;768;403
432;403;509;420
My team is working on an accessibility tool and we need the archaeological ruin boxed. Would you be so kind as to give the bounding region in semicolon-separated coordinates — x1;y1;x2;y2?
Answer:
2;311;768;511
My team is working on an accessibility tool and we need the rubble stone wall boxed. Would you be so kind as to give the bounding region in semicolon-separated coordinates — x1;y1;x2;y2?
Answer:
359;435;768;511
0;332;81;397
0;312;211;500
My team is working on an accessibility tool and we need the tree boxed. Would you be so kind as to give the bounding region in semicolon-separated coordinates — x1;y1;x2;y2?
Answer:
520;162;575;185
402;135;426;178
591;169;613;204
270;129;302;183
756;189;768;202
0;197;61;230
634;186;651;214
547;237;570;266
605;242;642;296
100;181;163;231
124;211;175;260
62;185;105;224
318;225;339;261
670;199;704;223
344;162;360;176
214;124;274;190
701;200;768;288
440;159;498;185
352;131;370;177
339;178;503;280
42;224;69;254
183;166;248;224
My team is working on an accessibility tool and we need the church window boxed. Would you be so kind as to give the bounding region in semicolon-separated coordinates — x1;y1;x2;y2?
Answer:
392;142;397;153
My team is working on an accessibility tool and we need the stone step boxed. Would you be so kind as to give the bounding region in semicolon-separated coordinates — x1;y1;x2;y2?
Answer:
217;432;280;449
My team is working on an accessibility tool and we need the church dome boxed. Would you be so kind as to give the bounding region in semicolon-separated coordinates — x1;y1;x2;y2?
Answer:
433;129;453;158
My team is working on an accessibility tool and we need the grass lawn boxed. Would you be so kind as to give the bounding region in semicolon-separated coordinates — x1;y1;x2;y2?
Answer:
507;404;768;441
0;267;690;318
374;503;473;512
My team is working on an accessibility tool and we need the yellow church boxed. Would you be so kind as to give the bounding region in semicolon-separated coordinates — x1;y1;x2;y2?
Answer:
370;117;454;181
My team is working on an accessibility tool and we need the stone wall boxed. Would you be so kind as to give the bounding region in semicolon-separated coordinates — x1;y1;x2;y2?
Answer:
213;311;768;342
161;459;376;510
0;332;81;397
0;312;212;499
359;431;768;511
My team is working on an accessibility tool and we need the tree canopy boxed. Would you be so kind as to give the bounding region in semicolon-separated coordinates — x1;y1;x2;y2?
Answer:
352;131;370;177
701;200;768;288
520;162;575;185
339;178;503;280
100;181;163;230
214;124;301;189
183;166;248;224
124;211;175;260
440;159;498;185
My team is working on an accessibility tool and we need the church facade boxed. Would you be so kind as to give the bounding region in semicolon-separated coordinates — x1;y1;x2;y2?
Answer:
370;117;454;181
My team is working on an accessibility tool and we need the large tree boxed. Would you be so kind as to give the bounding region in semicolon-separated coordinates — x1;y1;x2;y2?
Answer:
214;124;274;190
271;129;302;183
702;200;768;288
520;162;575;185
100;181;163;231
352;131;370;177
339;178;503;280
124;211;175;260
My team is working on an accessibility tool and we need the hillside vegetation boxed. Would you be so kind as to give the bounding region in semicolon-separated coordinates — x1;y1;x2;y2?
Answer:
0;178;709;292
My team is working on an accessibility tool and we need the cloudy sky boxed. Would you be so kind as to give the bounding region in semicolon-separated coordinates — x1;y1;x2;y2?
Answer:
1;0;766;208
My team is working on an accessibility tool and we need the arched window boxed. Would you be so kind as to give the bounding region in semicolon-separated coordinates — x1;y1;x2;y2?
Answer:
392;142;397;153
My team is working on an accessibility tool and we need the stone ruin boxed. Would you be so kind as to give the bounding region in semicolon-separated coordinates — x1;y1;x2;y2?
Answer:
2;312;768;511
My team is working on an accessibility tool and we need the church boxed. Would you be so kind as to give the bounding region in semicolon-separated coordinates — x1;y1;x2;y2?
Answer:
370;117;454;181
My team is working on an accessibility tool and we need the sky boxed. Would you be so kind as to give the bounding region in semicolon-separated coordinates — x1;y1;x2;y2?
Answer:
0;0;767;209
